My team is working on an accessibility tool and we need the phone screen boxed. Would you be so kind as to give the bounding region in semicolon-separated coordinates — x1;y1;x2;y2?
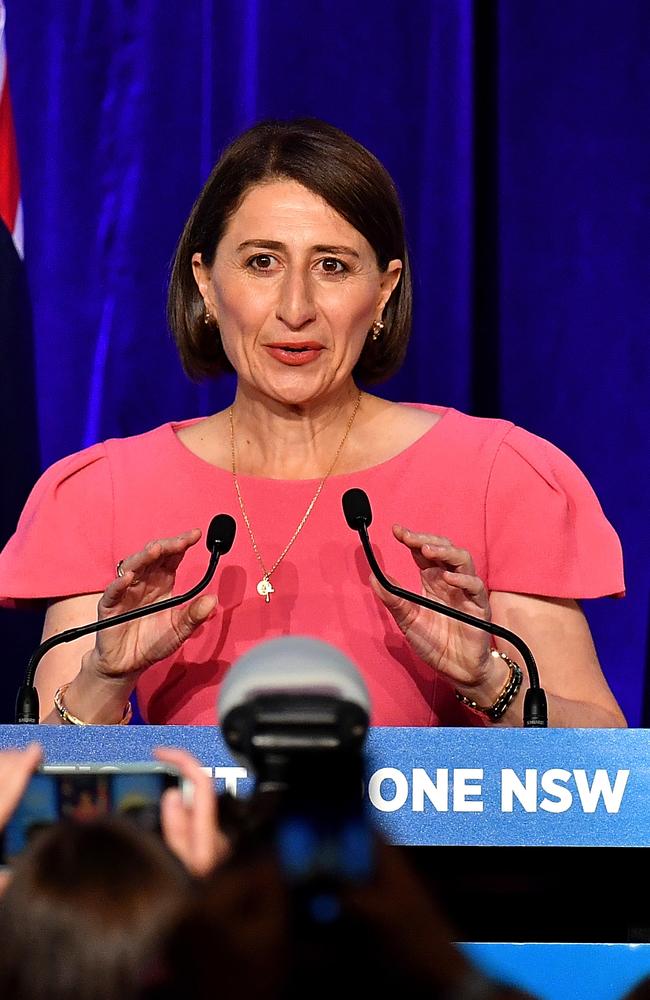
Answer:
1;767;180;865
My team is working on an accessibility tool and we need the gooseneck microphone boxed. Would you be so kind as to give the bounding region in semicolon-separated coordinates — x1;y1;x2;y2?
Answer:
342;488;547;728
15;514;237;724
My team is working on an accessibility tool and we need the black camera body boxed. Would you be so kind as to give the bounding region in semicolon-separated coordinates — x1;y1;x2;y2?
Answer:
218;638;373;893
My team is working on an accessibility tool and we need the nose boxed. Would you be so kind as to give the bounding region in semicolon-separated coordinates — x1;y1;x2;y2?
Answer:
275;268;317;330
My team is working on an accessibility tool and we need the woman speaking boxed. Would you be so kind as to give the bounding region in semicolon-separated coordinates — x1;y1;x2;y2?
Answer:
0;119;625;728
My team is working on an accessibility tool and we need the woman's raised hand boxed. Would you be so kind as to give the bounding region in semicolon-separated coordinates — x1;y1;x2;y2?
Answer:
371;525;495;692
84;530;218;684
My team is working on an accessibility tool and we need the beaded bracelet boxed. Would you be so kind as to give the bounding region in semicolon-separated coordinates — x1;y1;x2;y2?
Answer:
54;682;132;726
455;649;524;722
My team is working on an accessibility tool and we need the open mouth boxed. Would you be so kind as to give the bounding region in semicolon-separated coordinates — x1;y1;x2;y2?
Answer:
266;342;324;365
269;342;323;352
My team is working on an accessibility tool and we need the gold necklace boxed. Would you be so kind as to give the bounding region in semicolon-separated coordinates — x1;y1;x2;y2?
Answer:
230;390;363;603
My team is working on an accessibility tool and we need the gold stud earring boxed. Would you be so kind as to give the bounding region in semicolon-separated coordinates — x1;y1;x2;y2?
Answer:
371;320;384;341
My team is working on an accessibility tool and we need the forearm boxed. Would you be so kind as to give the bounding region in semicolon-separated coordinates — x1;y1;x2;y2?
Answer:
486;594;627;729
39;651;136;725
456;647;627;729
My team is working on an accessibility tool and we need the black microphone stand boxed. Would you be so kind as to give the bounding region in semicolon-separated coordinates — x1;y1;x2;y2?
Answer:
342;490;547;727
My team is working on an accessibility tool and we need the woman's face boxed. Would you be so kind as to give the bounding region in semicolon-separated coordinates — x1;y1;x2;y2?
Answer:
193;180;402;407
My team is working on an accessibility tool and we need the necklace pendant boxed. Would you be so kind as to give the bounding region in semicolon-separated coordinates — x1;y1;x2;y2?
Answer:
256;577;275;603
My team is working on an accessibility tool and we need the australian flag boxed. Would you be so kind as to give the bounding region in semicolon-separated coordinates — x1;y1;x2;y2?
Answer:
0;0;43;721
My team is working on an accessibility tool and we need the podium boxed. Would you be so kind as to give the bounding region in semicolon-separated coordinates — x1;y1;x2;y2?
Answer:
0;724;649;999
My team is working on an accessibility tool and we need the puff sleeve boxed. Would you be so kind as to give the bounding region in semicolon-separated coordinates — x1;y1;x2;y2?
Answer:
485;426;624;598
0;444;115;607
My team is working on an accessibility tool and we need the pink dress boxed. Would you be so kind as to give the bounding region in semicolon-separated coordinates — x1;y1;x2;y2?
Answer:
0;406;624;726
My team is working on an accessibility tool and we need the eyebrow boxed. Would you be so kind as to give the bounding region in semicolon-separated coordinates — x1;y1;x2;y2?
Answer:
236;239;360;259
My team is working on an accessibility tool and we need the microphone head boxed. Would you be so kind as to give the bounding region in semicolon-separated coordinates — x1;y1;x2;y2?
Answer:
206;514;237;554
219;635;371;724
342;488;372;530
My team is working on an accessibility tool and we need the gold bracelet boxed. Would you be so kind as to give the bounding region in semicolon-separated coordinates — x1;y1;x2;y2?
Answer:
455;650;524;722
54;683;133;726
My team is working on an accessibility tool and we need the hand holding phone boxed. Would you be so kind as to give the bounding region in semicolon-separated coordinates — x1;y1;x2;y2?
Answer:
155;747;230;876
1;760;187;865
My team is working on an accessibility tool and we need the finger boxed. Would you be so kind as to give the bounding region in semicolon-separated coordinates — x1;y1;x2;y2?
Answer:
159;787;192;869
368;572;418;627
154;746;209;793
441;570;490;611
155;747;229;875
0;743;43;829
142;532;201;575
119;530;202;578
170;594;218;644
100;556;216;621
394;526;475;574
98;571;137;613
393;524;452;549
421;542;475;573
154;745;202;767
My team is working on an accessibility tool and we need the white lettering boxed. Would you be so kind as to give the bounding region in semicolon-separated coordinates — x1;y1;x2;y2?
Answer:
412;768;449;812
573;769;629;813
501;768;630;814
540;769;573;812
368;768;409;812
212;767;249;796
501;768;537;812
452;768;484;812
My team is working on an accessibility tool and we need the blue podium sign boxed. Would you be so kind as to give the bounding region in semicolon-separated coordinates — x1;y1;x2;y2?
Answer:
1;724;649;997
0;725;645;848
462;943;650;1000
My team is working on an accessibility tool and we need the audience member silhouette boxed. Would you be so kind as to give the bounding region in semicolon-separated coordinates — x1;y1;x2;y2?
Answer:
145;823;539;1000
0;817;191;1000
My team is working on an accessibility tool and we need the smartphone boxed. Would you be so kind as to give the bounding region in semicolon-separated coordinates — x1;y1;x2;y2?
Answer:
0;762;189;865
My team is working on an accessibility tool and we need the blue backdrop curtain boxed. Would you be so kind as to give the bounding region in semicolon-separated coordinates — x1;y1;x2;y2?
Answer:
2;0;648;723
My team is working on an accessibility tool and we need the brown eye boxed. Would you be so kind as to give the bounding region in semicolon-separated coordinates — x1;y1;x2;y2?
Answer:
320;258;346;274
248;254;277;270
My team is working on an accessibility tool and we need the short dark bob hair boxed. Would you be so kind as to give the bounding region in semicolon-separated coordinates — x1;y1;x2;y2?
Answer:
168;118;412;385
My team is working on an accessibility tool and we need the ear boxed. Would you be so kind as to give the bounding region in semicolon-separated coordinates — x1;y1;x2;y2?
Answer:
377;258;402;315
192;253;211;298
